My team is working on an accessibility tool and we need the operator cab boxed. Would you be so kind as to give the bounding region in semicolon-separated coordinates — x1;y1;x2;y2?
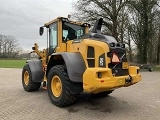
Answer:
39;17;90;55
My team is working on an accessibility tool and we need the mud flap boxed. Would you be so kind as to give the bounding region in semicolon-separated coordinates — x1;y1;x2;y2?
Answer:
47;52;86;83
27;60;44;82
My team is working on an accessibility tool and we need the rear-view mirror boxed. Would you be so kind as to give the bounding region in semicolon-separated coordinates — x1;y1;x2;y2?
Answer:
39;27;44;36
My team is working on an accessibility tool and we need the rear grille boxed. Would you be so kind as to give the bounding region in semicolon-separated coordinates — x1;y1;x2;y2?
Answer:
87;59;95;67
87;46;95;58
87;46;95;67
108;63;122;68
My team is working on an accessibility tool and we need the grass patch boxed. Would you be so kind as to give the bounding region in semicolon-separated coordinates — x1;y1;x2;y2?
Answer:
153;65;160;71
1;59;160;71
0;59;26;68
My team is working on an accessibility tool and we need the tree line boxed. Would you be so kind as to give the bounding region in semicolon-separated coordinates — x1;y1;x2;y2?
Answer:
0;35;22;58
73;0;160;64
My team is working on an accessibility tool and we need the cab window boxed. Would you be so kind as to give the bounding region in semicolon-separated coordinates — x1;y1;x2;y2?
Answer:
49;22;57;54
62;22;85;41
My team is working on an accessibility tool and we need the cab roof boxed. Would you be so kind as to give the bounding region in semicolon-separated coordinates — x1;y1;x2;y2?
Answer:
44;16;90;27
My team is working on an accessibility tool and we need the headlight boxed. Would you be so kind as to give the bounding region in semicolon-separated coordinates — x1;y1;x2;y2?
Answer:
97;72;102;78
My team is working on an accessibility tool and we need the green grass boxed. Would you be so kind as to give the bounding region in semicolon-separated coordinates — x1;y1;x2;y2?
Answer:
153;65;160;71
0;59;26;68
1;59;160;71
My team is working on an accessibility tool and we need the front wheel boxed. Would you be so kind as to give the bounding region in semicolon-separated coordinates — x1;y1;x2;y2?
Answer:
47;65;79;107
22;64;41;92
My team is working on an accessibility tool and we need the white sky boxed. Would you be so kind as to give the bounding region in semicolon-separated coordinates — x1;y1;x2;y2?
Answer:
0;0;75;51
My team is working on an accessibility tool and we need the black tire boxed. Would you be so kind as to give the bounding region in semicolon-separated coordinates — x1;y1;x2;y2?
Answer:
92;90;113;98
148;68;153;72
22;64;41;92
47;65;79;107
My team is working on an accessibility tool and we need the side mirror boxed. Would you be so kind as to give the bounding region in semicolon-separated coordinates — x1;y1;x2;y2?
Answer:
39;27;44;36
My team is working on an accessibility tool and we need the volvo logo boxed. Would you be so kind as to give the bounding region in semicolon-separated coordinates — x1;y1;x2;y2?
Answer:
100;58;104;66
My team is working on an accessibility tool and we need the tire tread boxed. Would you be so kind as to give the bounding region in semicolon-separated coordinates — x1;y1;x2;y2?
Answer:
48;65;79;107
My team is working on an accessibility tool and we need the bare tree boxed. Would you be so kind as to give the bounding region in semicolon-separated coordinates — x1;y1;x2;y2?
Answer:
0;35;22;58
73;0;129;40
73;0;137;62
128;0;159;64
72;0;160;64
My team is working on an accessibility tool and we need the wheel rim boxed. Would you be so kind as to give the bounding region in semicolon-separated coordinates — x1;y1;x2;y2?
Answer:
24;71;29;85
51;75;62;97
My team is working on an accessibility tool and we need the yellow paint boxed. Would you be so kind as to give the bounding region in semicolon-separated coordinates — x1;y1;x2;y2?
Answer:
83;67;141;93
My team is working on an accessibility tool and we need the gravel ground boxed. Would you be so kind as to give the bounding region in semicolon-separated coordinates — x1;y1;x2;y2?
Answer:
0;68;160;120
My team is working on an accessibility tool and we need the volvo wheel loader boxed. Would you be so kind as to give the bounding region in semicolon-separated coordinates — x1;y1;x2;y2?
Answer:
22;17;141;107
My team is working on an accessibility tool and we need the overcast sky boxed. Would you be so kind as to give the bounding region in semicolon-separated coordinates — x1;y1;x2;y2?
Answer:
0;0;75;51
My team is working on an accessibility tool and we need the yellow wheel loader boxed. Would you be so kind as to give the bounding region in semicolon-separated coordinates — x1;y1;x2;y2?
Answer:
22;17;141;107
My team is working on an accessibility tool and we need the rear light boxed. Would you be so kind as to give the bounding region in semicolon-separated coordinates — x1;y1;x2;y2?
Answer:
97;72;102;78
137;69;140;74
116;43;120;47
109;42;115;47
100;80;104;83
109;42;125;48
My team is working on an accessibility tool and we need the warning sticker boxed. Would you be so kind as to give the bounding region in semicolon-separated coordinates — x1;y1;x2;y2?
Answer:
111;53;120;63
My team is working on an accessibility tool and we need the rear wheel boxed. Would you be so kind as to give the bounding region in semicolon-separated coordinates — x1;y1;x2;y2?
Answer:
47;65;79;107
22;64;41;92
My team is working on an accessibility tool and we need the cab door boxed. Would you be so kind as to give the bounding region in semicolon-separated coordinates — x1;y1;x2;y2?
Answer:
49;22;58;55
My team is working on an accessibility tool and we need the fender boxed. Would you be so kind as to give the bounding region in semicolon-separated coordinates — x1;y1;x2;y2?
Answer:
27;60;44;82
47;52;86;83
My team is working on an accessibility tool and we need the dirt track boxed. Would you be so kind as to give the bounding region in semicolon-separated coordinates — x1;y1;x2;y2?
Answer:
0;68;160;120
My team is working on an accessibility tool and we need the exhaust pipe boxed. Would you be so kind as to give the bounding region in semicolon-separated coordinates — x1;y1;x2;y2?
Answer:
92;18;103;34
